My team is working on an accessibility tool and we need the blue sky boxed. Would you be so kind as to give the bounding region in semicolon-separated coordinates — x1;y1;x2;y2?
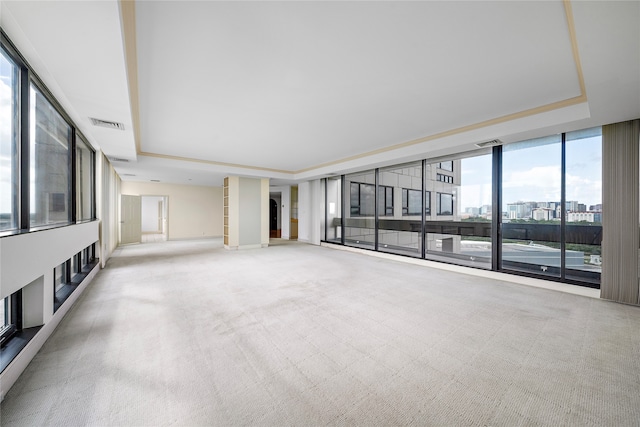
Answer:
460;134;602;211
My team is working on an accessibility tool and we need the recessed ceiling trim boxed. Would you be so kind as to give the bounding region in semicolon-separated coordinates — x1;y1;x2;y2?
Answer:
118;0;141;153
139;151;292;174
563;0;587;97
293;94;587;174
121;0;588;177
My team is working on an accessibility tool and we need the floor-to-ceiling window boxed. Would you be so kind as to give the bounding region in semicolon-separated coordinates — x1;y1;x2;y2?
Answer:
325;176;342;244
378;161;422;257
425;153;493;268
564;128;602;284
322;127;601;288
344;170;376;249
501;135;562;278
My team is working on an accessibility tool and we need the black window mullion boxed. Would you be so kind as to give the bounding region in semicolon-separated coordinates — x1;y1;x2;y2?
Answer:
10;290;22;331
374;169;379;251
323;178;327;242
492;145;502;271
421;159;426;259
70;128;77;224
340;175;345;245
561;133;567;279
91;149;96;220
19;66;30;231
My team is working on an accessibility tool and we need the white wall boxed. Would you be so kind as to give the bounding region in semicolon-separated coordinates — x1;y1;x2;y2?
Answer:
121;182;223;240
298;180;322;245
98;153;121;267
0;221;99;300
239;178;263;246
0;221;100;401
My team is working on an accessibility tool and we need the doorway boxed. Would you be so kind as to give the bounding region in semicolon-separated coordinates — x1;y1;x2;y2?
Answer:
120;194;141;245
141;196;168;243
290;186;298;240
269;194;281;238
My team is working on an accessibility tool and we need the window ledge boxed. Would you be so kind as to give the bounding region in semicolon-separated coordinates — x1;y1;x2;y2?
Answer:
0;327;41;374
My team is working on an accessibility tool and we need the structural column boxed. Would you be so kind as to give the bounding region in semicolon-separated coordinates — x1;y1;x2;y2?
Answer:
223;176;270;250
601;119;640;305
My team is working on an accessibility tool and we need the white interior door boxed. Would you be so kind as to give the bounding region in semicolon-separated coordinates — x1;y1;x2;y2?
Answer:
120;195;141;245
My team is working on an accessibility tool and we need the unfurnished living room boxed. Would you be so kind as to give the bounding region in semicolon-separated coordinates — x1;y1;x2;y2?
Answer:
1;0;640;426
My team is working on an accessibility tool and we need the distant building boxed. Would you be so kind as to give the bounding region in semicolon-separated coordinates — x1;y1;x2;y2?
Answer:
567;211;596;222
465;207;479;216
507;201;536;219
566;201;579;212
532;207;554;221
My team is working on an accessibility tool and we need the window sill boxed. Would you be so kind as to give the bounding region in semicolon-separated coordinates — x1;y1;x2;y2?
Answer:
0;327;41;374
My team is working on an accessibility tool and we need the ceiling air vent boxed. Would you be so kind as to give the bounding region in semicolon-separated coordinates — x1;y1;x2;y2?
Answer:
108;157;129;163
121;173;136;177
90;117;125;131
475;139;503;148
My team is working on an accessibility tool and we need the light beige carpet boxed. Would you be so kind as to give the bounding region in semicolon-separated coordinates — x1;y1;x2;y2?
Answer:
1;238;639;426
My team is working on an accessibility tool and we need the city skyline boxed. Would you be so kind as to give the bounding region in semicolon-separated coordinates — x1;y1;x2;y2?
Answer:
460;133;602;212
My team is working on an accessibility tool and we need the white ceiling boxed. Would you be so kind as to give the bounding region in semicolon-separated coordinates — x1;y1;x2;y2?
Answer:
2;0;639;187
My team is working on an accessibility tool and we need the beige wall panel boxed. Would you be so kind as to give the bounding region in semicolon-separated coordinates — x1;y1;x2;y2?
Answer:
121;181;223;240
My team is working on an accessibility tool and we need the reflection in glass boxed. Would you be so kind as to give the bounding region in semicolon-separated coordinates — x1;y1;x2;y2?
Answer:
1;298;7;329
344;171;376;249
325;176;342;243
378;162;422;257
76;137;94;221
0;49;18;231
502;135;562;277
30;84;71;227
425;154;492;268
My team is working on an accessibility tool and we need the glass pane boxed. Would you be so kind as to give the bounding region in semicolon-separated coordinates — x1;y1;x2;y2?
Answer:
0;49;18;231
76;137;94;221
378;162;422;257
426;154;492;268
30;84;71;227
1;297;7;329
565;128;602;285
377;185;393;217
502;135;562;277
325;176;342;243
54;263;65;293
344;171;375;249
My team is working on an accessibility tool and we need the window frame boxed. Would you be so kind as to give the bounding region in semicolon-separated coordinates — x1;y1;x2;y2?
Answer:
402;188;422;216
0;29;97;237
0;45;20;233
438;161;453;172
436;192;454;216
